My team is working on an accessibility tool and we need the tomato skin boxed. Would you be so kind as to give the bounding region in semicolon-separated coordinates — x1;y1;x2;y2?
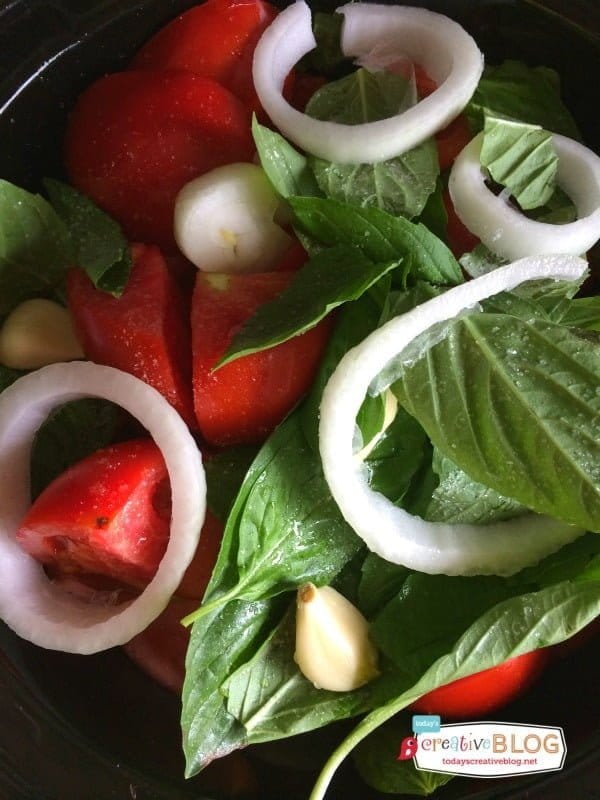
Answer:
131;0;277;117
436;114;472;172
16;440;171;589
123;594;197;693
65;70;254;248
410;650;549;719
191;272;331;446
443;188;480;258
177;509;224;600
67;243;196;428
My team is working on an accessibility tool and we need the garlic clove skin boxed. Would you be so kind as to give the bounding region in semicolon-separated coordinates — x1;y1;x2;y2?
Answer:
294;583;379;692
0;298;84;370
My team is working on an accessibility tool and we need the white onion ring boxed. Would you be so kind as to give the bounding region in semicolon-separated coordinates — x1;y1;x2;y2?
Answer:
252;1;483;164
449;133;600;260
0;362;205;654
319;255;587;576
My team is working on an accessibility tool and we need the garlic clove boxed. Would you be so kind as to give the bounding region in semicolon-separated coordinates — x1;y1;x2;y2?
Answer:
174;162;292;273
294;583;379;692
0;298;84;370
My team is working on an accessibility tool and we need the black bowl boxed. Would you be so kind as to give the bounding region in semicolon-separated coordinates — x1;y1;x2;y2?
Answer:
0;1;599;799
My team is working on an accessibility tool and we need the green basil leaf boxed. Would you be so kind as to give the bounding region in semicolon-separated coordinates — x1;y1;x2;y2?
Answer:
44;178;132;296
184;412;363;623
480;114;558;210
557;297;600;331
424;451;527;524
527;185;577;224
252;117;321;199
0;179;72;318
392;313;600;530
289;196;463;286
204;445;259;523
466;60;580;139
219;245;402;366
306;69;439;218
182;596;287;776
358;554;410;618
354;719;454;795
300;11;349;76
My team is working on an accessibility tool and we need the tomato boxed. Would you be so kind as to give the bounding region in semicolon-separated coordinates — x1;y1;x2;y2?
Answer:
67;243;196;428
176;508;224;600
130;0;277;118
435;114;472;171
410;650;549;719
123;593;197;693
16;440;171;589
191;272;331;445
442;188;480;258
273;238;309;272
65;70;254;248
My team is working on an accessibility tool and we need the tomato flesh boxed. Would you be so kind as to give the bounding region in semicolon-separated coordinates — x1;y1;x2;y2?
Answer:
191;272;331;445
67;243;196;428
443;188;480;258
65;70;254;249
410;650;549;719
17;440;171;589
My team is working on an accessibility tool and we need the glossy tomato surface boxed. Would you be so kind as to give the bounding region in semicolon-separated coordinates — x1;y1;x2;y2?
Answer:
0;1;599;799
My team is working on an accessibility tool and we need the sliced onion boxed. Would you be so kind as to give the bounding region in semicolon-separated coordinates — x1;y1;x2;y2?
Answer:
252;1;483;164
0;362;205;654
319;255;587;577
449;133;600;260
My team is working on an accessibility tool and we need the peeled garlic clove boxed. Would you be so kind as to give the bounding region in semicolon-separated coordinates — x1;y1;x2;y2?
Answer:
0;298;84;369
174;162;292;273
294;583;379;692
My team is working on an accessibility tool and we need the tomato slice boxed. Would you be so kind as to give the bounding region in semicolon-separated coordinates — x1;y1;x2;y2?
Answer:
65;70;254;249
191;272;331;446
176;508;224;600
17;440;171;589
131;0;278;118
436;114;472;172
67;243;196;428
410;650;549;719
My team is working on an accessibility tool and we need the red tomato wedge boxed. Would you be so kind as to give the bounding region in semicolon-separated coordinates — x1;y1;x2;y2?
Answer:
67;243;196;428
443;188;480;258
410;650;549;719
436;114;472;172
130;0;278;117
176;508;224;600
192;272;331;446
123;594;197;693
65;70;254;249
16;440;171;589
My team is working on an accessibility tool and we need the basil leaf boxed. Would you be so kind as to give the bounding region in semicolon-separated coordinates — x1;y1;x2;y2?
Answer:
424;451;527;524
182;596;287;776
392;313;600;530
306;69;439;219
300;11;349;76
185;412;363;622
354;719;454;795
0;179;72;318
358;554;410;618
204;445;259;523
252;118;321;199
466;60;580;139
290;196;463;286
311;580;600;800
371;574;512;677
480;114;558;210
30;399;128;499
557;297;600;331
527;185;577;224
219;245;401;366
44;179;132;296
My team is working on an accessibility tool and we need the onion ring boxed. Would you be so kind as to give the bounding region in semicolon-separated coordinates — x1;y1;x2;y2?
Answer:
252;1;483;164
449;133;600;260
319;255;587;576
0;362;205;654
